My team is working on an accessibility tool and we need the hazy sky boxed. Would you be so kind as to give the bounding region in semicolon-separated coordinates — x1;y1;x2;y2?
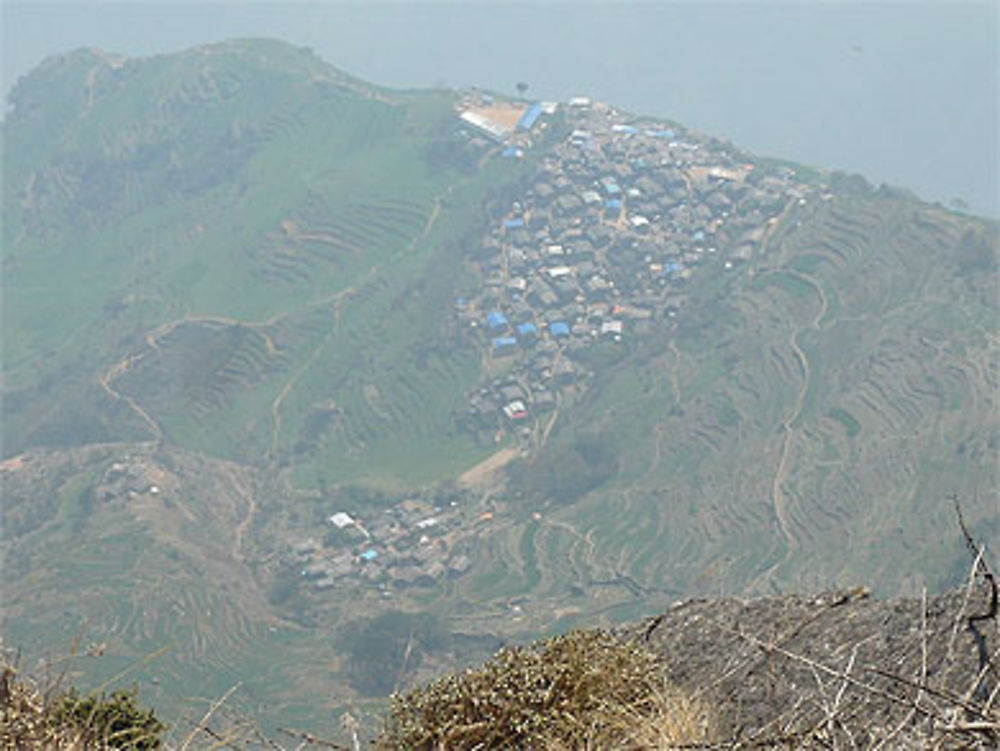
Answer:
4;1;997;216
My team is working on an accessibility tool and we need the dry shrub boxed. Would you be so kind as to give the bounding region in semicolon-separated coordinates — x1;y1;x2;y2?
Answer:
0;657;165;749
376;629;714;749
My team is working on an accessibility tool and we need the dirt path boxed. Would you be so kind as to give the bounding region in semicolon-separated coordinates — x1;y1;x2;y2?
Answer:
230;470;257;564
456;447;520;489
269;287;354;457
100;187;449;464
668;340;683;403
99;352;163;443
268;191;445;458
759;270;829;582
541;516;599;582
99;311;289;442
537;391;562;450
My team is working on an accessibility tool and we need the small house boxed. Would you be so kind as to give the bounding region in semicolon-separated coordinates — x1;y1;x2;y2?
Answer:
502;400;530;421
549;321;571;339
516;321;539;344
328;512;356;529
486;311;509;332
492;336;518;356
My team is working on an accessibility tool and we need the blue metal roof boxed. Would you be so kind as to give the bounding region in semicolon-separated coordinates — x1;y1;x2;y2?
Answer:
516;322;538;336
487;311;509;329
492;336;517;349
517;102;544;131
504;217;525;229
604;199;623;210
549;321;571;337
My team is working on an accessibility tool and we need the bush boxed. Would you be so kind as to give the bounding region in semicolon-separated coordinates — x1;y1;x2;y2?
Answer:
339;611;448;696
376;629;714;749
0;661;165;749
511;433;619;505
53;689;165;749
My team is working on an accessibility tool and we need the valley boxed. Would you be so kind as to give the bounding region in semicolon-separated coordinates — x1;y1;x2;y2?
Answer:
1;39;997;739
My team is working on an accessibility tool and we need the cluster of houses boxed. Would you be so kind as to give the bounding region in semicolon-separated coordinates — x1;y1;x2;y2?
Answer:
455;93;817;437
288;497;475;592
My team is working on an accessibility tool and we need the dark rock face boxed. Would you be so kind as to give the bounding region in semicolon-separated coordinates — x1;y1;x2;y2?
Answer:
621;584;999;748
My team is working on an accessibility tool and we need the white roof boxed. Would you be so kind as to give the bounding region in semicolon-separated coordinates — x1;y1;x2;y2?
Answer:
459;110;510;140
329;512;355;528
546;265;573;278
502;400;528;419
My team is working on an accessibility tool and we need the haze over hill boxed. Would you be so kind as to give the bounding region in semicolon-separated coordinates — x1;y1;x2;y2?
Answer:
4;2;997;217
1;37;997;737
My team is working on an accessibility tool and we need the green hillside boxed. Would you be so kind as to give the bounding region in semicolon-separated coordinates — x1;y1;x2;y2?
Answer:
2;39;997;739
508;194;998;601
2;39;525;483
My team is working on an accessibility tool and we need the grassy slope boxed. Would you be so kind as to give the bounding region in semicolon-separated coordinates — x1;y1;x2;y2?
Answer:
2;40;527;485
3;39;998;739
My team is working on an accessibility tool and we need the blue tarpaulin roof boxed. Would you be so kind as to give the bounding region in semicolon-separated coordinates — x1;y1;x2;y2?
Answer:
361;549;378;562
492;336;517;349
549;321;571;337
487;311;509;329
645;128;677;139
504;217;525;229
516;322;538;336
604;199;622;210
517;102;544;131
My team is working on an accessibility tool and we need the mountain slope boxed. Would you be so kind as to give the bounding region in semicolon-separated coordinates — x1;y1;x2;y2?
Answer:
510;193;998;599
3;39;522;483
2;39;997;735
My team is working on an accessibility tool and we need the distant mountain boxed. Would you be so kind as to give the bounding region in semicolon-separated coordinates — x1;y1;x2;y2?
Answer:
2;39;996;735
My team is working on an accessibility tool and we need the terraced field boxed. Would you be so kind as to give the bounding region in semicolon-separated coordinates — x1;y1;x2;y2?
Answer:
3;39;997;740
2;40;530;483
502;195;998;608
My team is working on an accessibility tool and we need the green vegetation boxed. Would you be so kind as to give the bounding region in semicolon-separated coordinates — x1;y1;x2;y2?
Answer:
0;661;165;749
510;433;620;505
3;38;998;741
2;40;533;484
339;611;448;696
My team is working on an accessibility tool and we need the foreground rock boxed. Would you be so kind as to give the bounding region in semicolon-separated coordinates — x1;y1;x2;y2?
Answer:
620;583;998;748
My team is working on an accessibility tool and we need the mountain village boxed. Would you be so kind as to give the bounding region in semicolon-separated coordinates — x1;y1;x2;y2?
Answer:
277;93;824;598
453;92;817;441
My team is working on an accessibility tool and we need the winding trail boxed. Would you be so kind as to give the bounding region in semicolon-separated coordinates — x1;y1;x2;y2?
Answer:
99;312;288;443
668;340;683;403
758;269;829;584
101;188;450;467
99;352;163;443
268;286;355;457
